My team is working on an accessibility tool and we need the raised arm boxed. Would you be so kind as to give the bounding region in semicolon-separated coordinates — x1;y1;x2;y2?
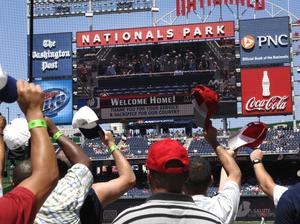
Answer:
17;81;59;211
218;149;237;191
0;115;6;189
45;117;91;171
204;125;241;187
250;149;276;199
92;130;136;207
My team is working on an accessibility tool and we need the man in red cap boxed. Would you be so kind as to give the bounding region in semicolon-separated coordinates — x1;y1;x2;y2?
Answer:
112;138;222;224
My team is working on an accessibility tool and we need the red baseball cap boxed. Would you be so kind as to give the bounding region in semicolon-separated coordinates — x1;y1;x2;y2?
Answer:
228;121;268;150
146;138;189;173
191;85;219;129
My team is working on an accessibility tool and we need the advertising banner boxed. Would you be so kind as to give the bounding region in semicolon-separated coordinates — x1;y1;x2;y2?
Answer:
102;196;275;223
32;32;72;78
239;17;290;66
76;21;235;47
241;66;292;115
96;94;236;121
99;94;193;120
34;79;73;124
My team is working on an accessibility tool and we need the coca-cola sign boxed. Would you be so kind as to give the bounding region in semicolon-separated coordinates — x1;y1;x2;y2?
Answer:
241;67;292;115
245;96;289;112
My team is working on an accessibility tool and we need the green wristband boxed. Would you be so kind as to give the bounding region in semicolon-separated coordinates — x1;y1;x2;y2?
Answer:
108;145;119;153
28;119;47;130
51;130;64;142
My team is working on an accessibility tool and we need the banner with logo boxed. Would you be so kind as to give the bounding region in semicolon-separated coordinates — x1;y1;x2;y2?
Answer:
77;22;235;47
32;32;72;78
34;79;73;124
239;17;290;66
86;93;237;122
102;196;275;223
99;93;193;120
241;66;292;115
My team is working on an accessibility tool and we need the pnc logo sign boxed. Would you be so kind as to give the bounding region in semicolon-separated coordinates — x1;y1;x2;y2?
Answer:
241;35;255;49
241;34;288;50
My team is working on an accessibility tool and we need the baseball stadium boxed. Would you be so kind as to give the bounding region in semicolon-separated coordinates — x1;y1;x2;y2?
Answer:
0;0;300;223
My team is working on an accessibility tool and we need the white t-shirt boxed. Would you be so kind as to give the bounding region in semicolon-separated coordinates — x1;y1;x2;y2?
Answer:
192;180;240;224
273;184;288;207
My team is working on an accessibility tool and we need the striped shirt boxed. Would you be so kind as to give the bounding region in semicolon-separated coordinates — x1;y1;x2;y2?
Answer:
112;192;222;224
35;163;93;224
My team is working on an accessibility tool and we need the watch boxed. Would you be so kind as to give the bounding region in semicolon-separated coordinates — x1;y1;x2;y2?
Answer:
252;158;262;165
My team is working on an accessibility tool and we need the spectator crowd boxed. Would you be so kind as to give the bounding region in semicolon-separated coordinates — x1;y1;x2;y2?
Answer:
77;42;235;78
0;80;299;224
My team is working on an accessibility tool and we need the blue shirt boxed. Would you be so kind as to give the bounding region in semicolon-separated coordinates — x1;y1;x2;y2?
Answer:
275;182;300;224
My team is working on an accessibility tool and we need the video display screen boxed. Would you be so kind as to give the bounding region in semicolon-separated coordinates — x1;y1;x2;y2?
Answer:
77;34;237;121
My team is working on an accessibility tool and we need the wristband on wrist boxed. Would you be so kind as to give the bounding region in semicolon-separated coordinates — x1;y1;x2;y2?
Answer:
51;130;64;142
252;158;262;165
28;119;47;130
108;145;119;153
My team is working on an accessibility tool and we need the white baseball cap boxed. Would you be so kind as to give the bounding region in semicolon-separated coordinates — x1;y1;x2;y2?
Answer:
228;121;267;151
3;118;31;150
72;106;102;139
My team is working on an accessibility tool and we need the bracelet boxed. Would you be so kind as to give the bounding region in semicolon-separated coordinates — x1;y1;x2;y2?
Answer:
28;119;47;130
51;130;64;142
252;158;262;165
108;145;119;153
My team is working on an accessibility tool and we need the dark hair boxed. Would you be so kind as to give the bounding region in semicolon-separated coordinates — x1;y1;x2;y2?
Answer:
12;159;32;186
149;159;188;193
184;156;212;194
56;150;71;178
57;159;69;178
13;157;69;185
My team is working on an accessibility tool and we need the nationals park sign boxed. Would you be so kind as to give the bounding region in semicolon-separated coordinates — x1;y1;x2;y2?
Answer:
76;22;235;47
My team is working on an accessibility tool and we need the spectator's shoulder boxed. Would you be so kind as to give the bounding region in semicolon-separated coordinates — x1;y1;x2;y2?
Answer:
112;203;148;224
62;163;93;188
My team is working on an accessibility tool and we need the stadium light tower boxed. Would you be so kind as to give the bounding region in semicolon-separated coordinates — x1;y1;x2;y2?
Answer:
28;0;155;19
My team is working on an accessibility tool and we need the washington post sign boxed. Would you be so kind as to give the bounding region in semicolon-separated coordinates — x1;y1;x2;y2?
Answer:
32;32;72;78
239;17;290;66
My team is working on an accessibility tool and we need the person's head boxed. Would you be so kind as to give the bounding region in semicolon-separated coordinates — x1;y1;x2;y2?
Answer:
12;150;71;186
12;159;32;186
183;156;213;195
145;138;189;193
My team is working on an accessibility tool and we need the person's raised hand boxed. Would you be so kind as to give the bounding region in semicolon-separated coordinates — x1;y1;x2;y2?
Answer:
44;117;59;137
98;130;116;148
250;148;264;161
17;81;44;119
204;124;219;148
227;148;237;158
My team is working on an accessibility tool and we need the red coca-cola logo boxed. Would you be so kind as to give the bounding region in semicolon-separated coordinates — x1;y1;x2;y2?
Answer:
241;67;292;115
245;96;289;112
